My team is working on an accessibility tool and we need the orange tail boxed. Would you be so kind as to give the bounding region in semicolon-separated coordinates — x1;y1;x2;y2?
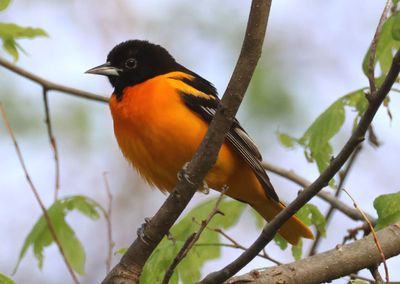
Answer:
252;201;314;245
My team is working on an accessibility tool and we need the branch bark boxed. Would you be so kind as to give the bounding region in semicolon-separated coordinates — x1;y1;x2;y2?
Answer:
227;223;400;284
201;48;400;284
102;0;273;283
0;57;108;103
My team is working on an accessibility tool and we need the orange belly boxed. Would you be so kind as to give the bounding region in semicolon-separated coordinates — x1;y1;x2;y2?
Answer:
109;73;256;197
108;72;314;245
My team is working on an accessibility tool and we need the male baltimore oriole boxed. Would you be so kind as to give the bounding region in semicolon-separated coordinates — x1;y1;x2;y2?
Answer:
86;40;313;245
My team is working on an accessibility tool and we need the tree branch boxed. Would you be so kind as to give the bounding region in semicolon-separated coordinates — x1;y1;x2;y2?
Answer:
0;57;108;103
102;1;273;283
227;223;400;284
201;48;400;284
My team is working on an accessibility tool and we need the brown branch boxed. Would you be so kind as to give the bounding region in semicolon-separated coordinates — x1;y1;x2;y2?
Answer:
262;161;377;223
308;145;362;256
213;228;282;266
42;88;61;201
367;0;393;95
0;57;108;103
227;223;400;284
162;190;226;284
201;47;400;284
102;172;114;274
102;1;272;283
0;103;80;284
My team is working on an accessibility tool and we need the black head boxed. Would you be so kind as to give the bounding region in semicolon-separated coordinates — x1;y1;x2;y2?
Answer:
86;40;183;98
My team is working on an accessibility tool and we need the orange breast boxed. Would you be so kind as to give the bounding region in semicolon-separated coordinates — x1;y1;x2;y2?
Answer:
109;73;237;192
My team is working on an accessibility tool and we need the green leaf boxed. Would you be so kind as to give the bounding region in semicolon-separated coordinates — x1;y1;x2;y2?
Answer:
349;280;369;284
273;234;288;250
0;273;16;284
141;197;246;284
363;14;400;79
374;192;400;230
277;132;297;148
291;240;303;261
0;23;48;60
0;0;11;11
296;204;326;237
114;248;127;255
14;195;103;275
392;12;400;41
279;89;368;173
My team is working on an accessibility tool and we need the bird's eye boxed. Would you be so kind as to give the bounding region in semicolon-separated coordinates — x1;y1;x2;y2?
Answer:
125;58;137;69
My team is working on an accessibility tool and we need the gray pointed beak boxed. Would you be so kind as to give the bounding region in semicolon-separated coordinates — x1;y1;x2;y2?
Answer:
85;62;121;76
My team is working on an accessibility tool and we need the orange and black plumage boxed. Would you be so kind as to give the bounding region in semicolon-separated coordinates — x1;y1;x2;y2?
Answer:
86;40;313;244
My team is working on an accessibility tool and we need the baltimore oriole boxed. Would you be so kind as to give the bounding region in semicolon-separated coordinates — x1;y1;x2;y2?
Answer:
86;40;313;245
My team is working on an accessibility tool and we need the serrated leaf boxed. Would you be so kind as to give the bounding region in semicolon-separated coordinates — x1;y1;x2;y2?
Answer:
363;14;400;79
296;204;326;237
0;23;48;38
301;99;345;172
280;89;368;173
141;197;246;284
0;0;11;11
0;23;47;61
14;195;103;275
374;192;400;230
291;240;303;261
0;273;16;284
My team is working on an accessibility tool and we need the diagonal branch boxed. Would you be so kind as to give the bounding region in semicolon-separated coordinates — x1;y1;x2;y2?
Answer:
102;1;273;283
0;104;80;284
262;161;377;223
200;48;400;284
0;57;108;103
227;223;400;284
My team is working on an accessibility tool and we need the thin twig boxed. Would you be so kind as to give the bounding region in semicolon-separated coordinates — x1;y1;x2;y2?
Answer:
162;189;227;284
343;189;389;284
194;243;281;265
214;228;282;266
0;103;80;284
262;161;376;223
201;46;400;284
42;88;61;201
308;146;362;256
0;57;108;103
103;172;114;274
367;0;393;95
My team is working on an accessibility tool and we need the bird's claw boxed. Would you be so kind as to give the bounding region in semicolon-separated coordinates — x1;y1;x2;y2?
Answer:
137;217;152;245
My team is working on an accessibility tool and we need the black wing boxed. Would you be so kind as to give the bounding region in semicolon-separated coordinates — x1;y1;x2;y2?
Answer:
176;74;279;202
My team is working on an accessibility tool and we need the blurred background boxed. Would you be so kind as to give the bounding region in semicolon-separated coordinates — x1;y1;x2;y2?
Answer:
1;0;399;283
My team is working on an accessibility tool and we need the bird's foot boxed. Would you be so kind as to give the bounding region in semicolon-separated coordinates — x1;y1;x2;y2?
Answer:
137;217;152;245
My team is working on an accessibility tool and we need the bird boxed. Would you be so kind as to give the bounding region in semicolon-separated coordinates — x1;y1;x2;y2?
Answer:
86;40;313;245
